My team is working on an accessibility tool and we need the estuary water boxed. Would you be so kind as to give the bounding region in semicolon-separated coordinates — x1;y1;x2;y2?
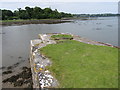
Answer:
1;17;118;66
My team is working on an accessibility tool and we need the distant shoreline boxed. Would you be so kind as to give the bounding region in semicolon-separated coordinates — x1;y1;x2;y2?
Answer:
0;19;73;26
1;16;118;26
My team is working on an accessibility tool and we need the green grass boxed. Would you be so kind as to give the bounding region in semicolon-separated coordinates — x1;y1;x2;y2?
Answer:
0;19;26;22
51;34;73;40
40;40;118;88
0;19;61;23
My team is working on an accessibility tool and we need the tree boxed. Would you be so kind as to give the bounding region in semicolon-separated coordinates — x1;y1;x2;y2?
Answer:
34;6;42;12
32;6;43;19
2;10;13;20
25;6;33;19
0;9;2;20
1;6;73;20
44;7;52;13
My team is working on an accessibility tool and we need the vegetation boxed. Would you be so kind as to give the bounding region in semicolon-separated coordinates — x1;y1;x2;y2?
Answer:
0;6;73;20
40;36;118;88
2;67;33;88
74;13;120;17
51;34;73;40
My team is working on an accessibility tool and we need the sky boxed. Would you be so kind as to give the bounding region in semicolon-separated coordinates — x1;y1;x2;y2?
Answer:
0;0;119;2
0;1;119;14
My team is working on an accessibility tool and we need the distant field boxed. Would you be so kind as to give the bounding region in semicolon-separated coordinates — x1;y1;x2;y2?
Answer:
40;35;118;88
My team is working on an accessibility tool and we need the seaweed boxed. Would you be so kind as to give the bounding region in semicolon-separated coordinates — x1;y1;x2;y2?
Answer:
2;67;33;87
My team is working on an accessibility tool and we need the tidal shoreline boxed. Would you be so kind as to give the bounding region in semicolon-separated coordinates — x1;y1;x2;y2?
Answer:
2;59;33;88
0;19;72;26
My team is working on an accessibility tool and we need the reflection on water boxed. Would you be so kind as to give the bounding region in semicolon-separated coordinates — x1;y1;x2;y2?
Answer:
2;17;118;66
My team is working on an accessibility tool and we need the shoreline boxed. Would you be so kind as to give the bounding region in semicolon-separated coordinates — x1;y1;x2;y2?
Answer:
0;19;73;26
2;59;33;88
43;33;120;49
0;16;118;26
73;34;120;49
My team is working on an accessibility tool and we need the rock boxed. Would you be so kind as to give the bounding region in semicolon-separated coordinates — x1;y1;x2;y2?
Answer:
31;34;60;88
0;66;6;70
7;66;13;70
2;70;13;75
14;80;24;87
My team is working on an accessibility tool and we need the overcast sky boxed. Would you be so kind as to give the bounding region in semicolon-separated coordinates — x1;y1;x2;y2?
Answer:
0;0;119;2
0;1;119;14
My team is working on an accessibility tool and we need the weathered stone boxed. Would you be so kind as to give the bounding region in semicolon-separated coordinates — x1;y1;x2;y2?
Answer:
30;33;59;88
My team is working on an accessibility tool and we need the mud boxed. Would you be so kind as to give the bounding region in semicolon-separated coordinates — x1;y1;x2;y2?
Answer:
2;67;33;88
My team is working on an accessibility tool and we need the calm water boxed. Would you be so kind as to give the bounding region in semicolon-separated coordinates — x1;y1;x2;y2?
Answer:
1;17;118;66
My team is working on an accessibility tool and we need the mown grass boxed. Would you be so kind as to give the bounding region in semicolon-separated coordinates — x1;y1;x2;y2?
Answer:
40;39;118;88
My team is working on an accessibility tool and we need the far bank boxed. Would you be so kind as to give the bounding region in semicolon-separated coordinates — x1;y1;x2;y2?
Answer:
0;19;73;26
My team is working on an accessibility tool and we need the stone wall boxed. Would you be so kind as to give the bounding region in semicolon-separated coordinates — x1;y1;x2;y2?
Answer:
30;34;58;89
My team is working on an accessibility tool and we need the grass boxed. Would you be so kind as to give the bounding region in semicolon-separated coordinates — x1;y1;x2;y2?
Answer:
40;37;118;88
0;19;61;23
0;19;26;22
51;34;73;40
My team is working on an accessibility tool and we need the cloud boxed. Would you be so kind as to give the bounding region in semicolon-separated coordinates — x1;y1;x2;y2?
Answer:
0;0;119;2
0;2;118;14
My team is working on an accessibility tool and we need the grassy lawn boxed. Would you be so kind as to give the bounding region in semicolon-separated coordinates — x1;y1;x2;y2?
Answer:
40;35;118;88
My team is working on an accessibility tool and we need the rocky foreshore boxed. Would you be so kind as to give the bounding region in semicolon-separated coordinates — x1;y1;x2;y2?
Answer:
2;59;33;89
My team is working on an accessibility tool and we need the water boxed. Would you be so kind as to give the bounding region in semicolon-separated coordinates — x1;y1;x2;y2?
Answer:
1;17;118;66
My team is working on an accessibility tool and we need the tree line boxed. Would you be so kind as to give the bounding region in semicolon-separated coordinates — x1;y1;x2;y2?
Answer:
74;13;120;17
0;6;73;20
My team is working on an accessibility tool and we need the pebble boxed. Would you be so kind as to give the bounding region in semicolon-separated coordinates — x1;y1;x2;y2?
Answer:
38;71;54;88
45;70;49;73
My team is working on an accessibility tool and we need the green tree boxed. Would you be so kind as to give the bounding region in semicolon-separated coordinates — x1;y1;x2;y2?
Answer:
44;7;52;13
25;6;33;19
0;9;2;20
18;10;29;19
1;6;73;20
32;6;43;19
2;10;13;20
